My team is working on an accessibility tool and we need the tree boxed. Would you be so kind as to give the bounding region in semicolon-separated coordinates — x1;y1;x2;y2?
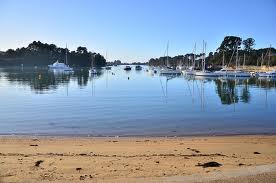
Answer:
76;47;88;54
243;38;255;52
217;36;242;52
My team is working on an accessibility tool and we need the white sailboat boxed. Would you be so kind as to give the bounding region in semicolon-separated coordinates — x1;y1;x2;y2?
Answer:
194;41;218;77
48;44;74;72
215;44;250;78
160;41;182;75
256;46;276;78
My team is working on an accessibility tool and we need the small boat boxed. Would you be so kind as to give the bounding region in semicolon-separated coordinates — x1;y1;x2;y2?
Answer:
124;66;131;71
48;61;74;72
135;65;142;70
105;66;112;70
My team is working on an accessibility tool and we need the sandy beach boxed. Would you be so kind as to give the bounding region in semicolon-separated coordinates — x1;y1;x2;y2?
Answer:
0;135;276;183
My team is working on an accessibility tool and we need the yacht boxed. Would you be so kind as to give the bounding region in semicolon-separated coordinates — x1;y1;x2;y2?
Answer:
48;61;73;72
48;45;73;72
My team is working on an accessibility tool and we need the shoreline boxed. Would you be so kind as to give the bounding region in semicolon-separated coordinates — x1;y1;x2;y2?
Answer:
1;135;276;182
1;132;276;138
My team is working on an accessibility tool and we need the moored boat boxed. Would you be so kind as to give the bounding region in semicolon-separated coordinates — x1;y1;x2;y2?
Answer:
124;66;131;71
135;65;142;70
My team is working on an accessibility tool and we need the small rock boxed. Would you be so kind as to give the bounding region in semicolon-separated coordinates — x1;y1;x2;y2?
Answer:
35;160;44;167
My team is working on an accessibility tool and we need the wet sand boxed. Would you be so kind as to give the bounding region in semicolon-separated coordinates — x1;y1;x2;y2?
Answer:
0;135;276;182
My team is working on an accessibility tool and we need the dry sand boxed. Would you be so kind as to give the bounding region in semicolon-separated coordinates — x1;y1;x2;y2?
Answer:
0;135;276;182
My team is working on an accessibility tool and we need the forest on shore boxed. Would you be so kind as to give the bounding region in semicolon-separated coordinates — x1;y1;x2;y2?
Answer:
0;41;106;67
148;36;276;69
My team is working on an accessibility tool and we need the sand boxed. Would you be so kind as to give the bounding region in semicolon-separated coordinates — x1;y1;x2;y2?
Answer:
0;135;276;182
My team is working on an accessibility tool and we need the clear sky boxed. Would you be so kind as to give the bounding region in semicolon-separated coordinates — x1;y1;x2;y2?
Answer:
0;0;275;62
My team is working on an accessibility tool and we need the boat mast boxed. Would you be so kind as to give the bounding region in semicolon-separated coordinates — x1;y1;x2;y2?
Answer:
202;40;204;71
193;43;196;69
268;44;271;68
236;43;239;70
261;52;264;67
166;41;169;67
65;44;68;65
202;40;206;72
243;53;246;69
222;51;225;67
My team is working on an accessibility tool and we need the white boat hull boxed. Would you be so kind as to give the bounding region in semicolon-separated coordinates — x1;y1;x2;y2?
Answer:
160;70;182;75
194;71;218;77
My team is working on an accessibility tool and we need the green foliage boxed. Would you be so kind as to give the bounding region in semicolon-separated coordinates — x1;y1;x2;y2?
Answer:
217;36;242;52
0;41;106;67
243;38;255;52
149;36;276;68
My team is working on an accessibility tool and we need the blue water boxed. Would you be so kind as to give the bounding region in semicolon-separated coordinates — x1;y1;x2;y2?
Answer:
0;66;275;136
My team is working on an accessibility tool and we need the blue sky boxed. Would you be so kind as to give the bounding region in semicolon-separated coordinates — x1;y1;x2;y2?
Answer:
0;0;275;62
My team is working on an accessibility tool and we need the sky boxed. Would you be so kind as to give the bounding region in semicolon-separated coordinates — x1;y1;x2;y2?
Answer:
0;0;275;62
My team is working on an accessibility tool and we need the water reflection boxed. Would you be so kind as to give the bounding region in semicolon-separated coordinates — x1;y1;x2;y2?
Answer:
1;66;276;105
1;67;103;93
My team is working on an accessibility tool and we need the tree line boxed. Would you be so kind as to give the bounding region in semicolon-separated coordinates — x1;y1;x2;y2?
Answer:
149;36;276;68
0;41;106;67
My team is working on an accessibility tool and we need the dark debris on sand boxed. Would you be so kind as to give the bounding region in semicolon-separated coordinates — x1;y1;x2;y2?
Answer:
35;160;44;167
197;161;222;168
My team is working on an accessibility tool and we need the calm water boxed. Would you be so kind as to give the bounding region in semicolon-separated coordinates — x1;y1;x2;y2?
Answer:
0;66;276;136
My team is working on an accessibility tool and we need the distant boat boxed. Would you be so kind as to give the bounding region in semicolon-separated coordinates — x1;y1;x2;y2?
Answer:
48;61;73;72
160;41;181;75
105;66;112;70
135;65;142;70
48;45;73;72
124;66;131;71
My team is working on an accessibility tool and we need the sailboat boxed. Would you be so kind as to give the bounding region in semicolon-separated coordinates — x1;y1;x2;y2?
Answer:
256;46;276;78
89;54;98;75
215;44;250;78
48;44;74;72
194;41;218;77
160;41;182;75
